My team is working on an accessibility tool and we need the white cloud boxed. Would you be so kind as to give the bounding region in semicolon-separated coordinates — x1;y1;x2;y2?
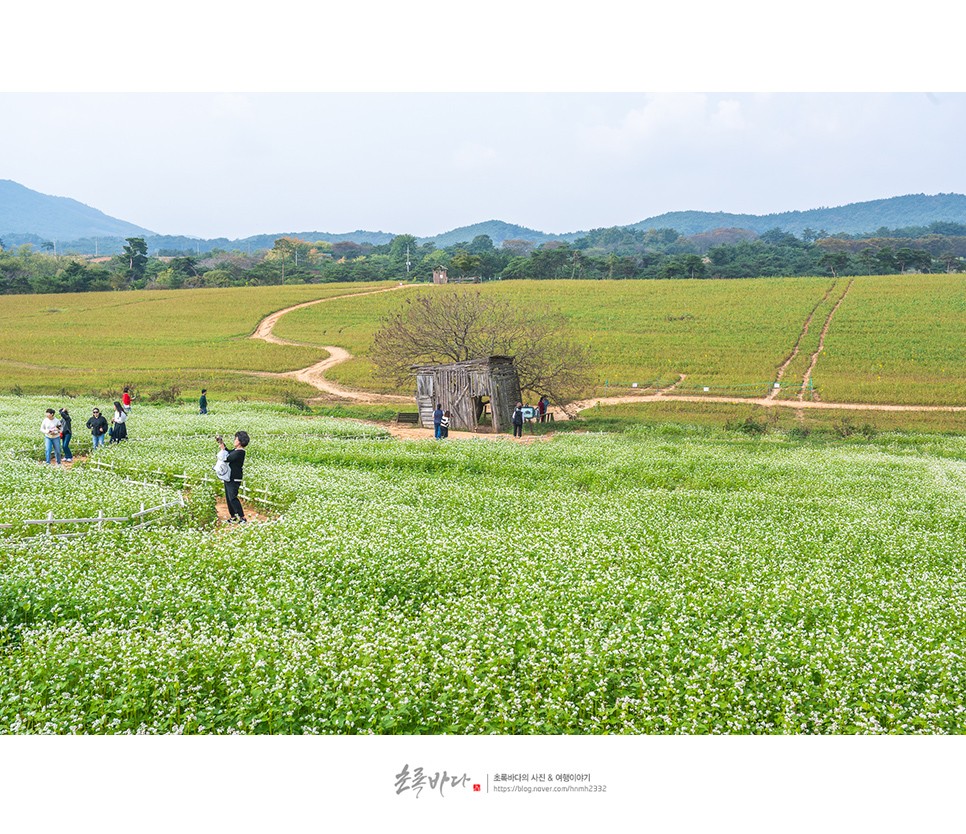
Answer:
450;141;499;170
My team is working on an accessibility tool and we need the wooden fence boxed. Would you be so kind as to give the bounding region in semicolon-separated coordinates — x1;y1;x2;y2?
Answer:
86;457;284;510
1;458;284;543
0;495;186;541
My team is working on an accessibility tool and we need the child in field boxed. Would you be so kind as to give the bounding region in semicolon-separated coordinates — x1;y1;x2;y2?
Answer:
440;410;450;438
199;389;208;414
122;387;132;413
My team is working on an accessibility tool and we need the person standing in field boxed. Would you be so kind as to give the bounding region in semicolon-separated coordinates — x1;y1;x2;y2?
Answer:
440;409;451;438
538;395;549;423
58;407;73;462
87;407;108;450
433;403;443;439
511;402;524;438
110;401;128;443
122;387;132;413
199;389;208;415
217;431;249;523
41;408;63;465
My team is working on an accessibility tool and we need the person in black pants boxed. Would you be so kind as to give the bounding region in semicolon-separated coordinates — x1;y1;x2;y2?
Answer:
58;407;74;461
217;431;249;522
511;402;524;438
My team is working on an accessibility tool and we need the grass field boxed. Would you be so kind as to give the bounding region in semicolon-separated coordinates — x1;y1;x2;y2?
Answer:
574;400;966;435
0;282;396;401
273;275;966;407
2;396;964;733
814;274;966;405
0;276;962;429
274;277;838;396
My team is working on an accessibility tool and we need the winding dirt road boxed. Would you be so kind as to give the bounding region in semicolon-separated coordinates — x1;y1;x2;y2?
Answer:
249;285;412;404
249;286;966;419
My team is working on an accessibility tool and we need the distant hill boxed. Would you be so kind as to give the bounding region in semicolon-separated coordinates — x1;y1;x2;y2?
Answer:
4;179;966;253
0;179;155;241
418;220;559;248
627;193;966;236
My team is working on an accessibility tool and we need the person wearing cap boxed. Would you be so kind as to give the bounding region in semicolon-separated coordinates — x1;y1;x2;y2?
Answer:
87;407;109;450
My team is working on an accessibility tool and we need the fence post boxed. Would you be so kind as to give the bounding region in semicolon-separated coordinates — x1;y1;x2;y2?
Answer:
98;509;104;531
46;510;54;536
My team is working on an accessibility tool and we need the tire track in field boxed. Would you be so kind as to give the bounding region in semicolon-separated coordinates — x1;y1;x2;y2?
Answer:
765;280;837;402
799;278;853;402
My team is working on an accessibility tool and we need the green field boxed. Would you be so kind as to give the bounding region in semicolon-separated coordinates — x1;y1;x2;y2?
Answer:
2;396;965;733
273;275;966;406
275;277;837;396
816;274;966;405
0;275;962;430
0;282;396;401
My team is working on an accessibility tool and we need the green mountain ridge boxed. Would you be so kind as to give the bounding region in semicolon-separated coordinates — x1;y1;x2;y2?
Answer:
3;179;966;254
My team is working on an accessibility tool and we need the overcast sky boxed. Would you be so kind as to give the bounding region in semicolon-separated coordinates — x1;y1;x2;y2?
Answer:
3;4;964;240
3;93;965;240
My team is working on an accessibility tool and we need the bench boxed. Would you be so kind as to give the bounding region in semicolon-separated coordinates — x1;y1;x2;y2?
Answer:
395;412;420;425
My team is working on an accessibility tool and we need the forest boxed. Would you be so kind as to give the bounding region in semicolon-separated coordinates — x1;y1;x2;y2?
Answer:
1;220;965;294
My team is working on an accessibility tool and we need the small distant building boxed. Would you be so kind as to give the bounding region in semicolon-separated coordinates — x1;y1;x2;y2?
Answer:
432;266;481;285
412;356;522;433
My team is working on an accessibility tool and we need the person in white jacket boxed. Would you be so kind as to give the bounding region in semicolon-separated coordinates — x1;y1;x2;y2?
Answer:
41;408;63;465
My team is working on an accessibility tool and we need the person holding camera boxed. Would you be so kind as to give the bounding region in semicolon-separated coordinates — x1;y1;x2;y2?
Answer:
216;431;249;523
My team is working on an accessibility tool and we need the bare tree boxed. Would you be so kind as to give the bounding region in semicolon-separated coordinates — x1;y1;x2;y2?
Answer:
370;290;594;409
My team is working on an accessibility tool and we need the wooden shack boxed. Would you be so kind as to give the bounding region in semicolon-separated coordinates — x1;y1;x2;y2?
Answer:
413;356;522;433
432;266;481;285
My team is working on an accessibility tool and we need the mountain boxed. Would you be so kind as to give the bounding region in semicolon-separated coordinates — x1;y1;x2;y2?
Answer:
627;194;966;237
418;220;559;248
0;179;155;241
3;179;966;253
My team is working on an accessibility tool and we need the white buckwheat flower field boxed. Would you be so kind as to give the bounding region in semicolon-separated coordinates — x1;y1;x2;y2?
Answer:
1;396;964;733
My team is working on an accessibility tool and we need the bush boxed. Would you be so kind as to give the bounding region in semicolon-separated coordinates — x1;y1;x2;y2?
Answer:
834;417;878;439
726;415;769;436
147;385;182;404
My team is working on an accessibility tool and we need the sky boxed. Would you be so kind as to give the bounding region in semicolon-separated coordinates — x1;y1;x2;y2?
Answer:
2;3;965;241
3;92;965;240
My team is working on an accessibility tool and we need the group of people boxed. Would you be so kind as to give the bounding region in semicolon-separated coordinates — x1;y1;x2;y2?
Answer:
432;404;451;439
40;388;133;465
511;395;551;438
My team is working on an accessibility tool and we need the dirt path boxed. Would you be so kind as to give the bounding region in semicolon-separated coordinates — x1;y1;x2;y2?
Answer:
559;392;966;413
248;284;966;419
215;496;269;522
249;284;412;404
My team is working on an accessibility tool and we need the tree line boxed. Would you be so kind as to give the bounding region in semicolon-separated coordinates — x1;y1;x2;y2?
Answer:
2;222;965;295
